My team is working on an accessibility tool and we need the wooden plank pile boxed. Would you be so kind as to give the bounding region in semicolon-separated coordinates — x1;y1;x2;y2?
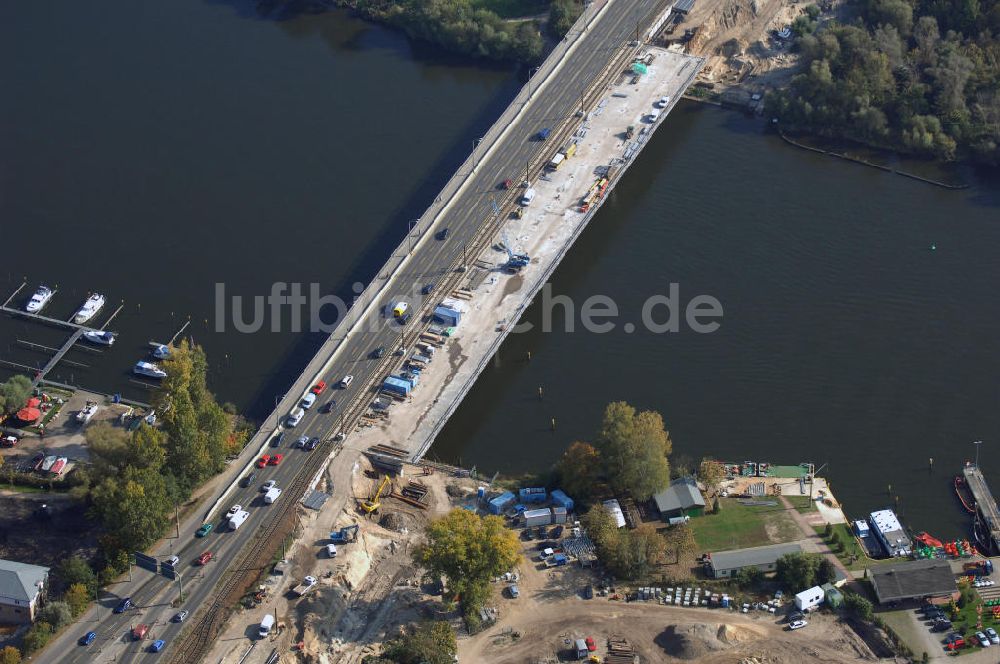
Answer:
605;636;637;664
392;479;429;509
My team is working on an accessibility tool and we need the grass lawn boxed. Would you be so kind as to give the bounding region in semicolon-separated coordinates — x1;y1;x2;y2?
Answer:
690;499;802;551
472;0;550;18
785;495;817;513
814;523;868;569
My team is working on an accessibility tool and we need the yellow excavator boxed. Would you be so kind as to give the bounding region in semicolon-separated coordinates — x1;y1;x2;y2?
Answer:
361;476;391;514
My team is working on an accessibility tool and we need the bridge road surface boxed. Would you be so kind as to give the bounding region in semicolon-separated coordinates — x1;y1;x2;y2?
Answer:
48;1;670;661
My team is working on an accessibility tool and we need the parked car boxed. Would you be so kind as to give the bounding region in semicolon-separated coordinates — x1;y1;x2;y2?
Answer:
1;435;18;447
977;631;991;647
196;522;213;537
657;95;671;108
947;633;966;650
583;584;594;599
113;598;133;614
301;393;317;410
173;610;189;623
262;480;278;492
149;639;166;653
268;454;283;466
196;551;212;565
987;627;999;644
585;637;597;651
311;381;327;395
931;619;952;632
551;525;564;538
240;472;257;488
286;407;304;427
226;505;243;519
257;455;270;468
647;109;661;122
789;620;808;630
507;584;519;598
79;631;97;646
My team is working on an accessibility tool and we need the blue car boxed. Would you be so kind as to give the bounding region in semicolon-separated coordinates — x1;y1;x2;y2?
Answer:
79;631;97;646
149;639;165;653
113;597;132;613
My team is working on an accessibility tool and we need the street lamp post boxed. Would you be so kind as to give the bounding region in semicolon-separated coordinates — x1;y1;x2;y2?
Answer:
408;219;419;254
527;66;541;99
472;138;484;172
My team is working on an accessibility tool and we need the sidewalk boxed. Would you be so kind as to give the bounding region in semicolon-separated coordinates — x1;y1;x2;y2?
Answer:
779;495;861;588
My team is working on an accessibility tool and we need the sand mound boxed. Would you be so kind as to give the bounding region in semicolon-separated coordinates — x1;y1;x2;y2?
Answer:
379;512;412;531
656;623;763;660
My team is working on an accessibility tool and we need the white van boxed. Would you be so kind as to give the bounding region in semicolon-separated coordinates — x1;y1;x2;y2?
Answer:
258;614;275;638
520;188;536;206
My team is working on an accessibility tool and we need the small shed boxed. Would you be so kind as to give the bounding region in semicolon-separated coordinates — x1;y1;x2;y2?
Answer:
653;478;706;520
552;506;568;524
574;638;588;658
794;585;825;611
821;582;844;609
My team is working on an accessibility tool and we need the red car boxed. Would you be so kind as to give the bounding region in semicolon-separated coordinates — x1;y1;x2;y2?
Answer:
268;454;283;466
585;637;596;652
311;381;327;395
257;455;271;468
196;551;212;566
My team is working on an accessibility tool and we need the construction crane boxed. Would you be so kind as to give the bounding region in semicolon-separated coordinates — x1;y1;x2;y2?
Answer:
361;476;391;514
500;230;529;271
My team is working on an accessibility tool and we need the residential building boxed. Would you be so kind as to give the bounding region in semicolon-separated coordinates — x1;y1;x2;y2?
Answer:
0;559;50;624
704;543;802;578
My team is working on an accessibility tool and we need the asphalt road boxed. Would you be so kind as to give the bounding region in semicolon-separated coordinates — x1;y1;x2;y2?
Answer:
47;1;669;661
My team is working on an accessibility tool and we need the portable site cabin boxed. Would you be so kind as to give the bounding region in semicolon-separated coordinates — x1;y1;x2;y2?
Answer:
550;489;574;511
382;376;412;397
488;491;515;515
552;506;568;524
518;487;547;504
433;305;461;327
523;508;553;527
520;188;537;206
794;586;825;611
574;639;588;658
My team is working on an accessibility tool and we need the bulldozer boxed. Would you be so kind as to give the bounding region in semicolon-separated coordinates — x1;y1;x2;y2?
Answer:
361;476;391;514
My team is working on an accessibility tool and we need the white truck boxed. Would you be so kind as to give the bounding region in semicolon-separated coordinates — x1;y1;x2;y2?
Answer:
228;509;250;530
291;576;318;597
258;613;275;638
264;487;282;505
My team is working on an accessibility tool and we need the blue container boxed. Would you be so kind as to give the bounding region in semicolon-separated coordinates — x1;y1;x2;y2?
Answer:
518;487;547;504
487;491;515;515
550;489;574;511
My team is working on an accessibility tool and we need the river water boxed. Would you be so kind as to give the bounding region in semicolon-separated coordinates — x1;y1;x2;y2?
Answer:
3;2;999;538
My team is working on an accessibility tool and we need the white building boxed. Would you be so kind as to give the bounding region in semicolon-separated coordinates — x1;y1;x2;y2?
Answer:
869;509;912;557
794;585;825;611
0;559;49;624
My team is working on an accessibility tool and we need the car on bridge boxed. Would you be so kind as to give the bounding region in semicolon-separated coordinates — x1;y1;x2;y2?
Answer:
287;407;304;427
421;284;434;295
269;454;283;466
270;432;284;447
294;435;308;448
226;505;243;519
339;375;354;388
322;400;336;413
173;610;189;623
307;437;320;450
370;346;386;359
79;631;97;646
257;455;271;468
301;393;317;409
149;639;166;653
113;597;132;614
536;128;551;140
196;551;213;565
196;523;213;537
435;228;450;241
311;380;327;395
262;480;278;492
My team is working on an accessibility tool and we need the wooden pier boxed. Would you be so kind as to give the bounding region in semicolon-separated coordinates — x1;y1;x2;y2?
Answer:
963;463;1000;554
32;329;86;387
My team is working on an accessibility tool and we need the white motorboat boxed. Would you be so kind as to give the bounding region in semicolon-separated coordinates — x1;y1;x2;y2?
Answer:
133;361;167;379
83;330;116;346
73;293;106;324
76;401;99;424
25;285;55;313
152;344;170;360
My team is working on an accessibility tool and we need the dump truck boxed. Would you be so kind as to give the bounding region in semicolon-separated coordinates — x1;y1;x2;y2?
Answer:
330;524;359;544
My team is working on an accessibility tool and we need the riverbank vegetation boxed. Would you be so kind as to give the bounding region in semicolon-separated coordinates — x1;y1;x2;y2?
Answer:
767;0;1000;163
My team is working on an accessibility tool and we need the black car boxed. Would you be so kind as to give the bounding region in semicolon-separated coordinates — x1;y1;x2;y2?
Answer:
113;598;133;614
551;525;564;538
435;228;450;241
583;584;594;599
534;526;546;539
270;432;284;448
370;346;386;359
931;619;952;632
536;541;556;550
322;400;336;413
306;437;320;450
421;283;434;295
397;313;411;325
522;528;534;541
240;471;257;488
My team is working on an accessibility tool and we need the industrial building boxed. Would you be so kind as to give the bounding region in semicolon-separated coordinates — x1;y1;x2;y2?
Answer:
653;478;706;520
868;558;958;604
704;543;802;579
0;559;49;624
869;509;912;557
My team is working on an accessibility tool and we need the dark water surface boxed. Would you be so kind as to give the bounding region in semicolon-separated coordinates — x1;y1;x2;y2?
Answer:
3;3;999;538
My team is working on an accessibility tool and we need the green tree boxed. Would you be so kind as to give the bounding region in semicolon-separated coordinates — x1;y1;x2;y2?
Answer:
844;592;874;621
22;622;53;653
37;601;72;629
698;458;725;495
581;503;620;550
0;375;32;414
712;495;721;513
548;0;583;37
414;510;520;612
381;621;457;664
554;442;601;499
90;465;172;553
63;582;91;616
54;556;98;596
596;402;671;500
734;566;764;589
816;557;837;585
0;645;22;664
775;552;821;591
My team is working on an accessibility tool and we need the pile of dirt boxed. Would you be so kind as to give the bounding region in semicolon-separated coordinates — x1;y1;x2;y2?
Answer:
655;623;763;660
719;0;759;29
379;512;412;531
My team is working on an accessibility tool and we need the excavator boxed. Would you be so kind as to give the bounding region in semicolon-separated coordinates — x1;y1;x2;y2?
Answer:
361;476;391;514
500;231;529;272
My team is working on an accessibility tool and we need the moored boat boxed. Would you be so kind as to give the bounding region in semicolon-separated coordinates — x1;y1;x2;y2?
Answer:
133;361;167;379
83;330;116;345
25;285;55;313
76;401;99;424
955;476;977;513
915;532;944;549
152;344;170;360
72;293;106;324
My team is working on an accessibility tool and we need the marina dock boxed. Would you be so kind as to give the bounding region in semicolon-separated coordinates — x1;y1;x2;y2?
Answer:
963;463;1000;554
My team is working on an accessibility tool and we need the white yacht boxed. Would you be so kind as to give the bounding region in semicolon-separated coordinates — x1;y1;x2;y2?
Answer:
73;293;106;324
152;344;170;360
133;361;167;379
76;401;99;424
25;285;55;313
83;330;116;346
